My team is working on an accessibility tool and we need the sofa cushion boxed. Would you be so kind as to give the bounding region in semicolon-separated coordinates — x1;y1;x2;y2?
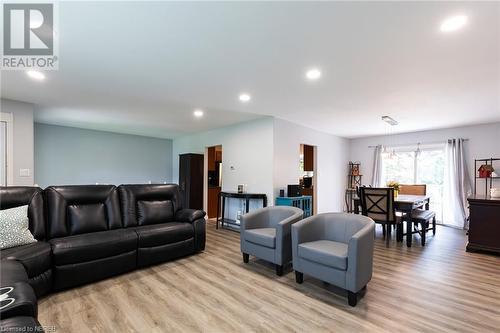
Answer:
0;282;37;319
50;229;137;266
244;228;276;249
68;203;108;235
135;222;193;248
45;185;122;238
298;240;348;270
119;184;181;228
137;200;174;226
0;242;51;278
0;205;36;250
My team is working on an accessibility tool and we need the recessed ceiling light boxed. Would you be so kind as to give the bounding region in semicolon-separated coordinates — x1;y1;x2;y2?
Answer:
26;70;45;81
440;15;468;33
239;93;251;103
305;68;321;81
193;109;204;118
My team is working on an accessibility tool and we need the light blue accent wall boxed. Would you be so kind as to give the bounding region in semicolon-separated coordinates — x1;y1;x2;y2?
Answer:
34;123;172;188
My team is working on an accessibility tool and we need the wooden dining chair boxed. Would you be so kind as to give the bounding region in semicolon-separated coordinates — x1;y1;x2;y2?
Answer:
399;184;426;195
398;184;436;246
359;187;403;247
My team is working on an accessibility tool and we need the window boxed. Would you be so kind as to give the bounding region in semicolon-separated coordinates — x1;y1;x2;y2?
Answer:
382;144;445;222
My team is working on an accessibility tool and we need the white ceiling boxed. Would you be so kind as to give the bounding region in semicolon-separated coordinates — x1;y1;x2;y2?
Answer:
2;1;499;139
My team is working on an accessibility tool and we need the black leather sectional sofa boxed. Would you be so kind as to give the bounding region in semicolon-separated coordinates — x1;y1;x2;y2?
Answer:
0;184;206;332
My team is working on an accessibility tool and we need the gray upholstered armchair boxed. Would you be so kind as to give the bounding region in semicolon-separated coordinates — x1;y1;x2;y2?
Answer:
291;213;375;306
240;206;304;276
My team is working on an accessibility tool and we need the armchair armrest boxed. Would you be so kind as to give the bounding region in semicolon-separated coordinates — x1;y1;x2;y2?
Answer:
346;220;375;292
275;211;303;265
175;209;206;223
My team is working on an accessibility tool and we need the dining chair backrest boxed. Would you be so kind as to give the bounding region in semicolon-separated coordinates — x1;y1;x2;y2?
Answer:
359;187;396;224
399;184;426;195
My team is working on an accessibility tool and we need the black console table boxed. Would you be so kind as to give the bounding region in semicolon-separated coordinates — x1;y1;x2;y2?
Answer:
216;191;267;230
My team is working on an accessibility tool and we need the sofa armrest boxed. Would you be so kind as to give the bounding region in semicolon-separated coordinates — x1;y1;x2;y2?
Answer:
346;220;375;293
175;209;206;223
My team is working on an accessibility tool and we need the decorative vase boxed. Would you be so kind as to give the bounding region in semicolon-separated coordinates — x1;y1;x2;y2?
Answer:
394;189;399;197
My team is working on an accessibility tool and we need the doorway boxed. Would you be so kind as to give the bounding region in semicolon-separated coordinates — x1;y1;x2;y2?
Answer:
207;145;223;219
300;144;317;215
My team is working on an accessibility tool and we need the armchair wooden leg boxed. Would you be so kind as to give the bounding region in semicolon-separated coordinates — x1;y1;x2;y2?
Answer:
348;291;358;307
243;253;249;263
276;265;283;276
295;271;303;284
432;217;436;235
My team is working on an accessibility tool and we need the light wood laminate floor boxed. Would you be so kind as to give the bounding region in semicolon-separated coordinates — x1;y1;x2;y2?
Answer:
39;221;500;333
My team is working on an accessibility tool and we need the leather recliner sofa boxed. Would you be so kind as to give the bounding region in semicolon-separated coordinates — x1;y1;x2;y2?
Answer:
0;184;206;332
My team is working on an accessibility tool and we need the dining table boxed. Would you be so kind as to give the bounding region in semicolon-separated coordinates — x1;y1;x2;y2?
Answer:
354;194;431;247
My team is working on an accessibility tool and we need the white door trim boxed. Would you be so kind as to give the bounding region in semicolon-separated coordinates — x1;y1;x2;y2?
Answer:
0;112;14;186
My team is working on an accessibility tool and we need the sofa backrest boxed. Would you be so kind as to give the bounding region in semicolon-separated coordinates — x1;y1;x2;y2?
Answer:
0;186;45;240
118;184;181;227
45;185;122;238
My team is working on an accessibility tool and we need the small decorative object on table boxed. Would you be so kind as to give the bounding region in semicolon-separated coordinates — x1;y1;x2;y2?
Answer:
351;163;360;176
478;164;494;178
237;185;244;194
387;181;400;197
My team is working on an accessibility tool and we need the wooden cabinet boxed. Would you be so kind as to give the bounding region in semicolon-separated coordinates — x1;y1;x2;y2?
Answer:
208;147;216;171
304;145;314;172
208;187;221;218
179;153;204;210
467;195;500;254
207;147;222;172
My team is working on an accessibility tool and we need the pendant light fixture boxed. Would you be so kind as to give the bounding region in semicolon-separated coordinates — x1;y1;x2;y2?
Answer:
415;142;421;156
381;116;398;160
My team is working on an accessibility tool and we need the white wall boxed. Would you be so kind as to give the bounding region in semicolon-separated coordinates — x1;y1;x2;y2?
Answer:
273;118;349;213
0;99;34;186
349;122;500;187
173;117;275;216
172;117;350;217
35;123;173;188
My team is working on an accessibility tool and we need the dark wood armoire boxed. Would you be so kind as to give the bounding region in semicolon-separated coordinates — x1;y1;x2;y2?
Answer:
178;153;204;210
467;195;500;255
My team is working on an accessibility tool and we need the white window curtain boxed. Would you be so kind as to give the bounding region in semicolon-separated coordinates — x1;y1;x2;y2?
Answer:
371;145;383;187
443;138;472;229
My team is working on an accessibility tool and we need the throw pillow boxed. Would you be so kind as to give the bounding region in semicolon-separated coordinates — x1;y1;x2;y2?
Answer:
0;205;36;250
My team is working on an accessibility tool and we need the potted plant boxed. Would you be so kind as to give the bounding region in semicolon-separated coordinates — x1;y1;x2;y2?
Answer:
387;181;400;197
